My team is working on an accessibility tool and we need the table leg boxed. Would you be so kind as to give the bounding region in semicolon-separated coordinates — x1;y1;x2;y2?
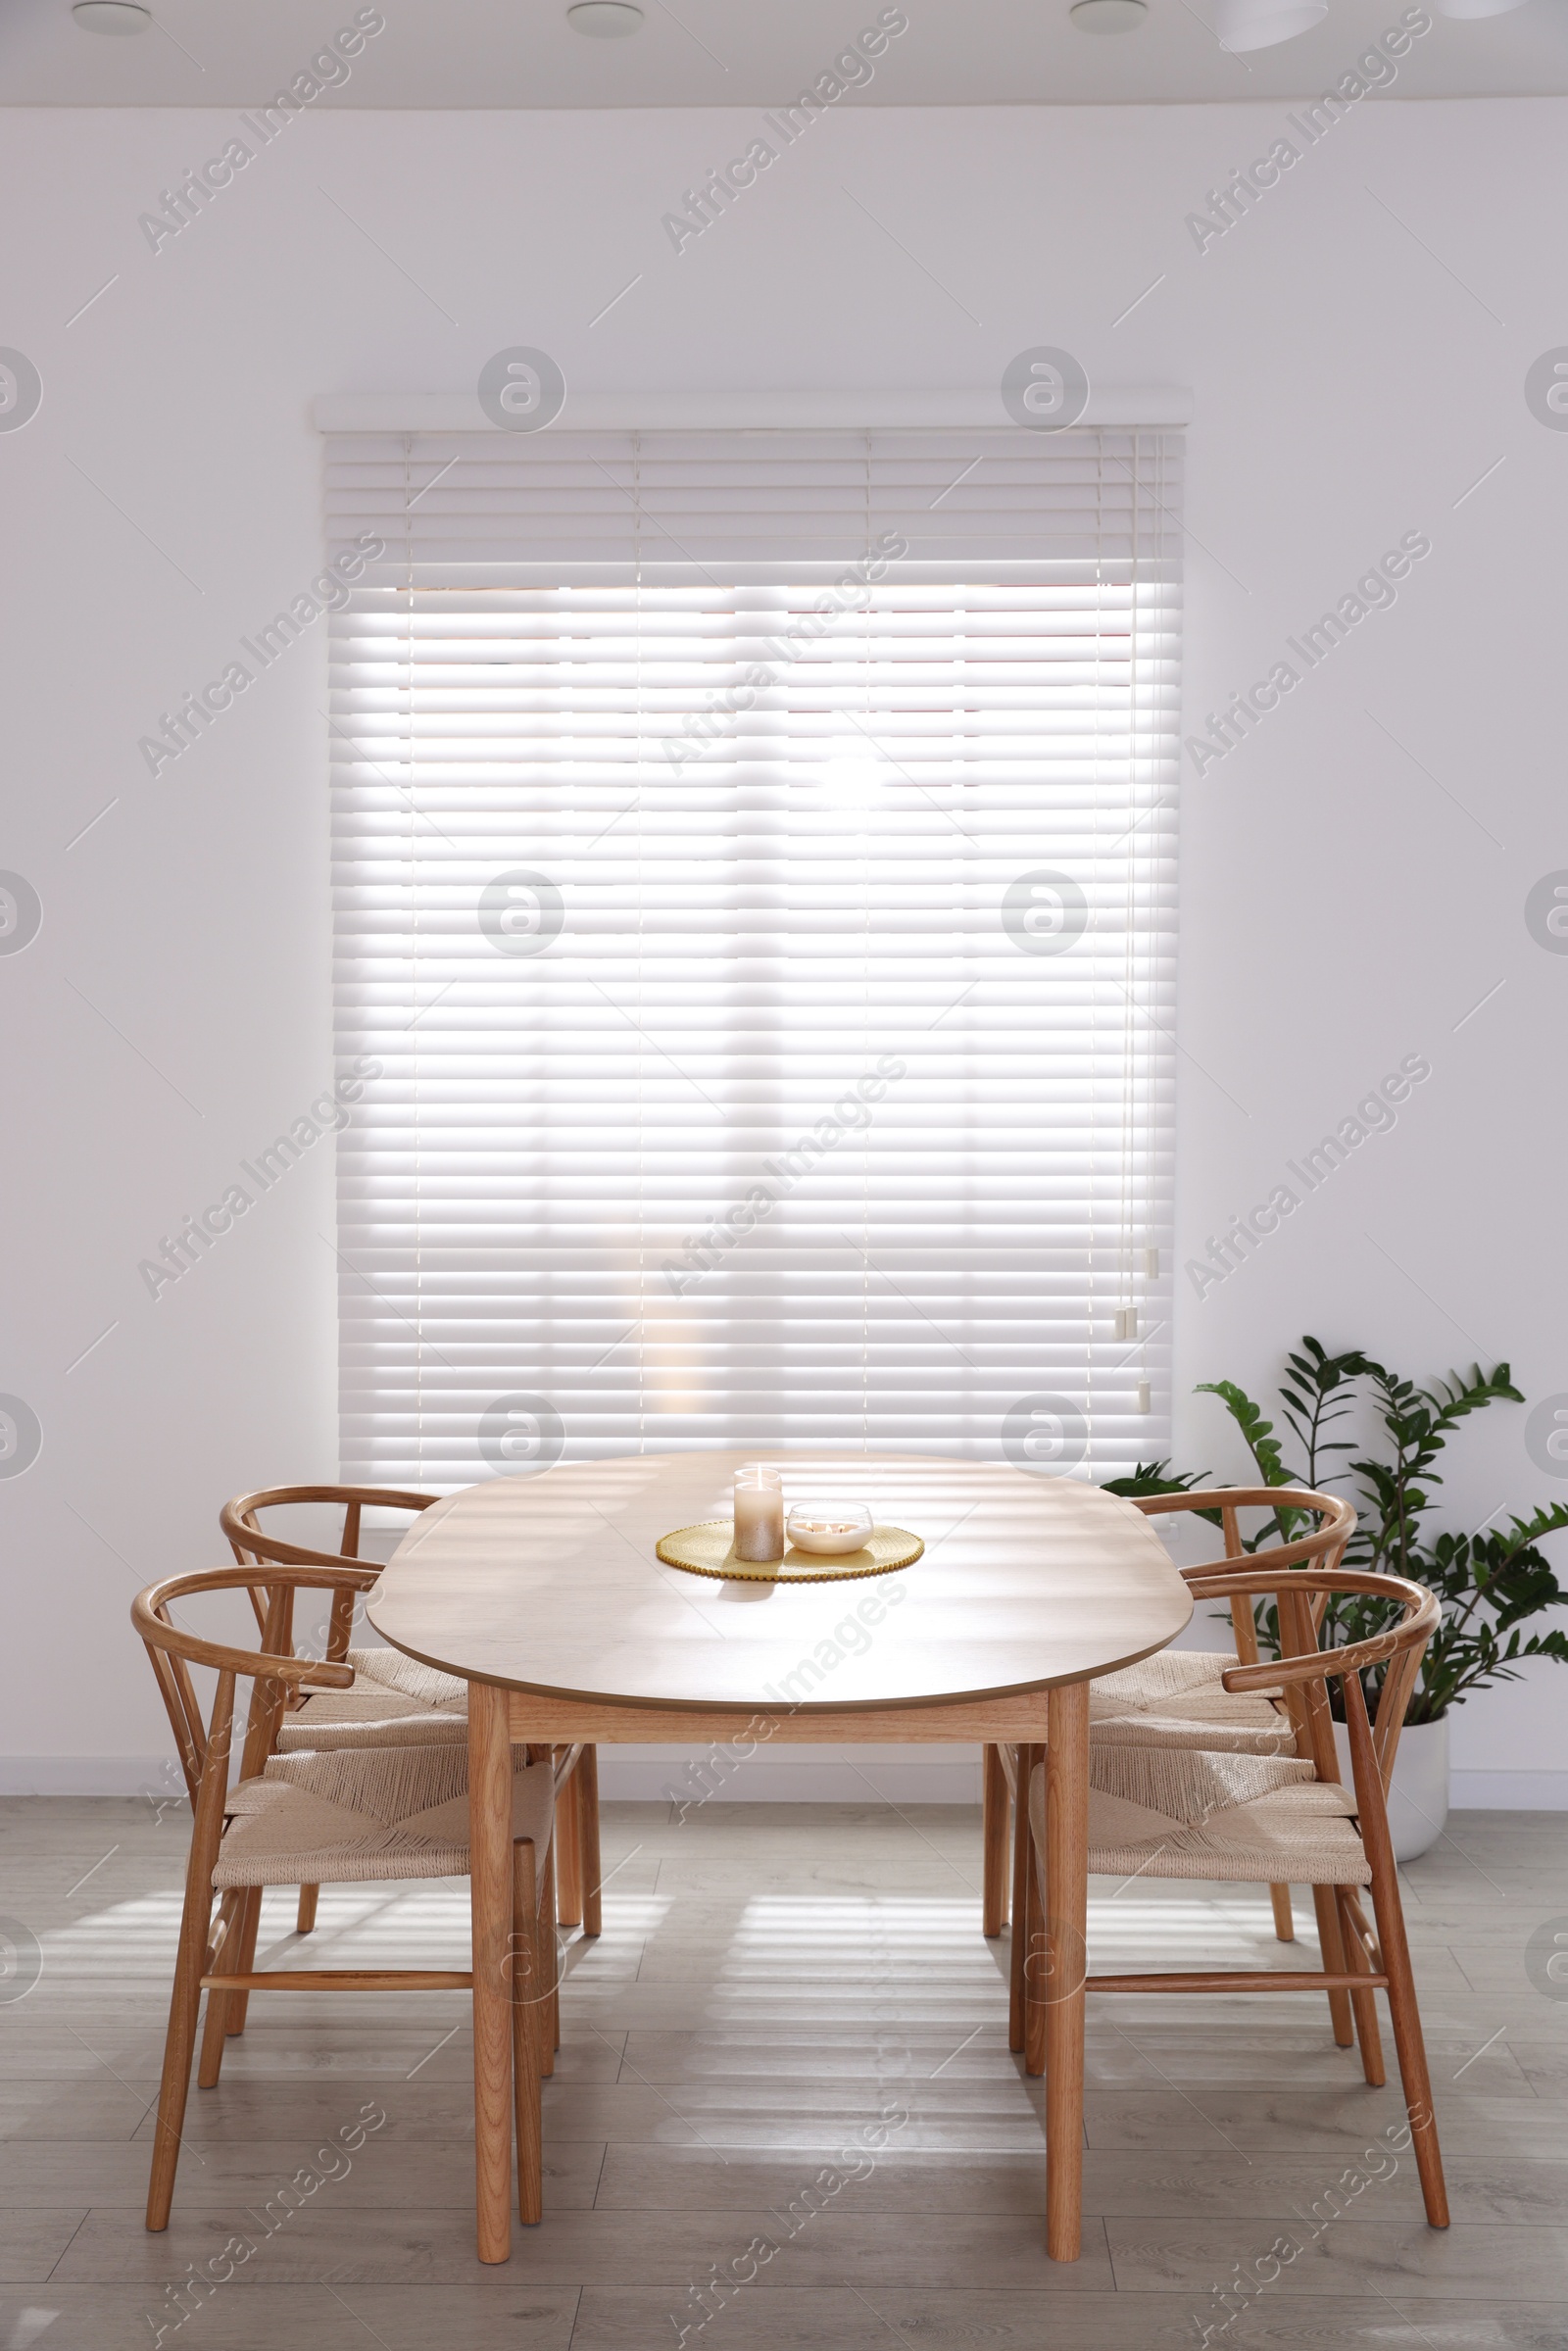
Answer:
1044;1681;1089;2261
468;1680;514;2263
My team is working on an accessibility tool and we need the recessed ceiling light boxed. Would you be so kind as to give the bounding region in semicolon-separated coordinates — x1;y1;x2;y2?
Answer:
1070;0;1148;30
1213;0;1327;49
72;1;151;29
567;2;644;34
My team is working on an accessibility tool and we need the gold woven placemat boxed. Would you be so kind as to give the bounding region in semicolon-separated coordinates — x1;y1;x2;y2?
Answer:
655;1521;924;1584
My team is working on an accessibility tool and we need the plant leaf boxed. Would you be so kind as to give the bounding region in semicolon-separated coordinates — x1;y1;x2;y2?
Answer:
1196;1380;1297;1488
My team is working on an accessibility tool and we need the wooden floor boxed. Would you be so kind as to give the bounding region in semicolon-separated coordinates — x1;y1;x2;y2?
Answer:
1;1795;1566;2348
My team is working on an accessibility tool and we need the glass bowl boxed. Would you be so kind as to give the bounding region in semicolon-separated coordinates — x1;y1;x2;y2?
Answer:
786;1501;875;1556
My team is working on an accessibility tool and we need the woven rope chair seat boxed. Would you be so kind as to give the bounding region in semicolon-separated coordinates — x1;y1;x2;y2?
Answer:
1029;1744;1371;1886
213;1742;552;1888
1090;1649;1293;1755
277;1646;469;1752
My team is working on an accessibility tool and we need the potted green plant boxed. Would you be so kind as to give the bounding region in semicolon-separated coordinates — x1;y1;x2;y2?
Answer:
1111;1339;1568;1859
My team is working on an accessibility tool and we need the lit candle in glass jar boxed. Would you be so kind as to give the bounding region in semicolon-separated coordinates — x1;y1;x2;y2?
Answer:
732;1465;785;1563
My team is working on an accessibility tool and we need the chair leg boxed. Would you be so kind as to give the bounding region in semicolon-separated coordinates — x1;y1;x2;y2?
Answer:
1380;1971;1448;2224
541;1840;561;2065
1023;1787;1047;2081
577;1745;602;1937
1356;1780;1448;2226
202;1884;270;2080
192;1891;242;2089
1007;1744;1035;2054
531;1886;553;2094
983;1744;1009;1937
196;1968;232;2089
296;1885;319;1935
1269;1884;1295;1942
224;1886;264;2037
1310;1885;1355;2047
512;1839;543;2226
1337;1886;1386;2087
147;1886;216;2229
556;1767;583;1930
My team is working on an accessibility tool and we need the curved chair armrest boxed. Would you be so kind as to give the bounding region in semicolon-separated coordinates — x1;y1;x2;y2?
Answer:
1183;1566;1439;1693
220;1486;439;1570
1135;1485;1355;1579
132;1565;368;1687
1135;1484;1352;1524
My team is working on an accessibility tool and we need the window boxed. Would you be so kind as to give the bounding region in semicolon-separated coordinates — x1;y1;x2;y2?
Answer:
326;427;1181;1485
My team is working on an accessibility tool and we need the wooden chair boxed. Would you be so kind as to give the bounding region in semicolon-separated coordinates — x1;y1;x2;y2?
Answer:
134;1563;561;2229
984;1486;1355;1970
220;1485;603;1942
1013;1563;1448;2230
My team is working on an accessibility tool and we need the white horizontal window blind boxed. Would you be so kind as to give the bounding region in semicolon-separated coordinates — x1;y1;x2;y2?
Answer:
325;427;1181;1486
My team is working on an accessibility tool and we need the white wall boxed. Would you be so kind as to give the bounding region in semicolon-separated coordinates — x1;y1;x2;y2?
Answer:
3;89;1564;1802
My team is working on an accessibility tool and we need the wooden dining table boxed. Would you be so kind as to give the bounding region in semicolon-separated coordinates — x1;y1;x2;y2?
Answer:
367;1448;1192;2263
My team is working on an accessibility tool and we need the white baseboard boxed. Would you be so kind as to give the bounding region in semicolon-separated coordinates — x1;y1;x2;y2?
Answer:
1449;1769;1568;1810
0;1757;182;1797
8;1754;1560;1809
0;1748;982;1795
0;1746;985;1803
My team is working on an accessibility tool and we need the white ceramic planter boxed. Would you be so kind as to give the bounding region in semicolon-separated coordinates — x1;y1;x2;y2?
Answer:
1333;1715;1448;1863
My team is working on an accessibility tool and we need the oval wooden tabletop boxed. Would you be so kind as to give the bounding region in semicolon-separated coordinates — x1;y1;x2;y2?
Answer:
368;1452;1191;1713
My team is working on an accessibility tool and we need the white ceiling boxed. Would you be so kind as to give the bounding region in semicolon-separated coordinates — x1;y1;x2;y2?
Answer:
2;0;1566;107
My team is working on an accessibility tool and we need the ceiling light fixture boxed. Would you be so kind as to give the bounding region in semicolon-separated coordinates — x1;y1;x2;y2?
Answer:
566;2;645;34
72;1;151;28
1212;0;1327;50
1070;0;1148;29
1434;0;1529;16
